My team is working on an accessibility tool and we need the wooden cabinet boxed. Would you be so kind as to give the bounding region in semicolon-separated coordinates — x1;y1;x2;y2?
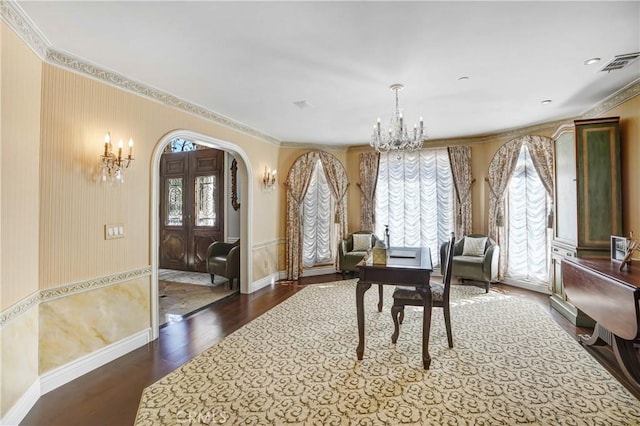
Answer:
550;117;621;326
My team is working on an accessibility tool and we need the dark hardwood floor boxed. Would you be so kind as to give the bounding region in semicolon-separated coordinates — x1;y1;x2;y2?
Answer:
20;274;639;425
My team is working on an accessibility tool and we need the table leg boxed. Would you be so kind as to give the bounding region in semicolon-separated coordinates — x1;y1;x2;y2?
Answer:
612;334;640;390
418;286;432;369
356;281;372;360
377;284;383;312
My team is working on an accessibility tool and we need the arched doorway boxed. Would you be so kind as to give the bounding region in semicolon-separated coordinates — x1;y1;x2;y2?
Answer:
150;130;253;339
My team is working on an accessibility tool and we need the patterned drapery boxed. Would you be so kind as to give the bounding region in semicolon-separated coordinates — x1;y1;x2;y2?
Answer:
286;151;348;280
357;152;380;232
525;136;554;196
488;139;524;278
447;146;473;237
488;135;554;278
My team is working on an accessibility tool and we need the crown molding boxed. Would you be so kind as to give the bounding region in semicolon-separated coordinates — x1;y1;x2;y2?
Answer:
581;78;640;118
1;0;281;147
350;118;574;150
1;0;50;59
280;141;349;152
2;0;638;151
0;267;151;328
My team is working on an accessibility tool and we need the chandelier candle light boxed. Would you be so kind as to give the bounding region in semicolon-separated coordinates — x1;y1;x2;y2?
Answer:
100;132;134;183
263;166;277;190
370;84;426;154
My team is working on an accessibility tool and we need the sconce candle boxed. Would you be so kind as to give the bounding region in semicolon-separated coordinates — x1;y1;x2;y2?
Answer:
100;131;134;183
263;166;277;190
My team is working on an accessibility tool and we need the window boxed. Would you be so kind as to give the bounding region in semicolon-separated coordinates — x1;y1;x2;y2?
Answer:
167;138;197;152
302;160;335;268
504;144;551;283
375;149;455;267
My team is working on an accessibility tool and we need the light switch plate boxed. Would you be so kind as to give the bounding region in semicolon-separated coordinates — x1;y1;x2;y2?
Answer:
105;224;125;240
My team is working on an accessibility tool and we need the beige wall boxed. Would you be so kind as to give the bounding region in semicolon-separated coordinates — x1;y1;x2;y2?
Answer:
39;64;281;289
607;95;640;240
2;13;640;421
1;23;41;309
1;23;42;417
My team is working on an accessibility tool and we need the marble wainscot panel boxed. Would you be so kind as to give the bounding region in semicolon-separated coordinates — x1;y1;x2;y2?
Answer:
39;276;150;373
1;305;39;415
252;241;281;281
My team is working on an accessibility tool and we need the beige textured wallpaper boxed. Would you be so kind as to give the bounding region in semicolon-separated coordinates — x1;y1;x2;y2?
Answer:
1;23;42;309
38;63;281;289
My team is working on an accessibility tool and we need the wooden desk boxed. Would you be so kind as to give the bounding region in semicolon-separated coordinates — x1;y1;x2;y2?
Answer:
356;247;433;368
562;257;640;388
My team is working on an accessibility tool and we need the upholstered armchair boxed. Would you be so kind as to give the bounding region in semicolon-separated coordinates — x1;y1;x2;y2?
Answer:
440;234;499;293
338;231;381;277
206;239;240;290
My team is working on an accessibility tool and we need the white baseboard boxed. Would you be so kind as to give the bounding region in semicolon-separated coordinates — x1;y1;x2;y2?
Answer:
499;278;551;295
1;379;41;426
302;265;337;277
250;273;279;293
40;328;151;395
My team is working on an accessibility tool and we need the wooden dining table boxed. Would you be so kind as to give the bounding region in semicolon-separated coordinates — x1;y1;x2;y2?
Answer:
356;247;433;368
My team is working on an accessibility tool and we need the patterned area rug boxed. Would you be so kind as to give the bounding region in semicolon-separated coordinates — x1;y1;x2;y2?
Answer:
159;269;228;286
136;280;640;425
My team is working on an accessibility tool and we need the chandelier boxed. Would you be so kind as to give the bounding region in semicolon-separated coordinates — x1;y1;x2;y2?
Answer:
370;84;426;154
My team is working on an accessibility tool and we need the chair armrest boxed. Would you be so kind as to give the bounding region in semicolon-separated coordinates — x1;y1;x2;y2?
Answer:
225;245;241;279
206;242;233;259
483;244;500;281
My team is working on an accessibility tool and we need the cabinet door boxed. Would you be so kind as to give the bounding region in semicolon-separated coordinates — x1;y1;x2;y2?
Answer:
554;130;577;246
575;117;621;254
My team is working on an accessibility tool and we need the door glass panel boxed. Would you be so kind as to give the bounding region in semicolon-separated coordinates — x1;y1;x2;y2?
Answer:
166;178;183;226
195;175;216;227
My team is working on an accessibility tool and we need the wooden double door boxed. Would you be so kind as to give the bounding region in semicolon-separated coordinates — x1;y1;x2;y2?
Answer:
160;148;224;272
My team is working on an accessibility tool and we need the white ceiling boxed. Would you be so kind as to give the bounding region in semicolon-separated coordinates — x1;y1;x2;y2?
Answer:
16;1;640;146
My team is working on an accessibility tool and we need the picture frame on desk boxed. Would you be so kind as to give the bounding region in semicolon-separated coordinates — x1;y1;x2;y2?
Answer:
611;235;628;262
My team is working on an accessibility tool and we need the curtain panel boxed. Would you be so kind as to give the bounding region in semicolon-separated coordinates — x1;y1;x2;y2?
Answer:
302;160;333;268
285;151;348;280
358;152;380;232
375;149;454;267
447;146;473;237
488;135;554;279
488;139;523;278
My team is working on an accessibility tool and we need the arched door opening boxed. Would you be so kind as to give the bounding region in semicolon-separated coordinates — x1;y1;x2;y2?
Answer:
150;130;253;339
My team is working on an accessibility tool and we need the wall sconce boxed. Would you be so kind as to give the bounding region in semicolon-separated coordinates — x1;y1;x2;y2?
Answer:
100;132;133;183
263;166;277;190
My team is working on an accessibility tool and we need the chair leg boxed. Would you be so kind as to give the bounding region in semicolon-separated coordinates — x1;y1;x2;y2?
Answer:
443;305;453;348
485;281;490;293
391;305;403;344
399;309;404;325
210;274;215;284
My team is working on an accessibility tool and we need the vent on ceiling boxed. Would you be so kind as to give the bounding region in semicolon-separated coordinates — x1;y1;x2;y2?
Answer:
600;52;640;72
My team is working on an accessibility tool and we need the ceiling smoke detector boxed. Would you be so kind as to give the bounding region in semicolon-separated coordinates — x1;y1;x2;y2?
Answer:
600;52;640;72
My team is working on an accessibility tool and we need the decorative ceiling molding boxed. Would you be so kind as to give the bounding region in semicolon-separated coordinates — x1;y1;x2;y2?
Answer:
280;141;350;152
2;0;638;150
45;50;281;146
1;0;49;59
581;78;640;119
1;0;281;147
351;118;574;151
